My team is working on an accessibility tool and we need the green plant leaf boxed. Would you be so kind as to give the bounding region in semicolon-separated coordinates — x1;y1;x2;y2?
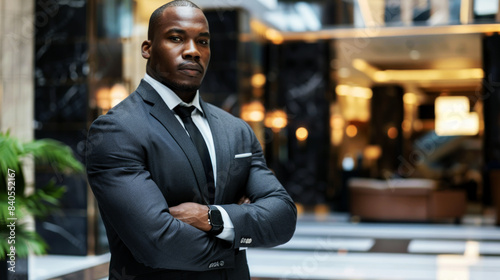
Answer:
0;131;82;259
0;132;23;177
23;138;84;174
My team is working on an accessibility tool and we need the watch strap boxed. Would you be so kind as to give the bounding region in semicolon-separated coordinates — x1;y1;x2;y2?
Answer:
207;205;224;235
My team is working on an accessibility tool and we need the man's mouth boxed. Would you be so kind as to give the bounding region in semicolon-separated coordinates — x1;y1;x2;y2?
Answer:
178;63;203;76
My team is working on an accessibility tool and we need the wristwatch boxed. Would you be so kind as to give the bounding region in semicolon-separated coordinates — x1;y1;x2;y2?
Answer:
207;205;224;235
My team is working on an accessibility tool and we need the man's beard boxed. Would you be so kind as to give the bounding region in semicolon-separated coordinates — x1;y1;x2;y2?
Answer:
163;79;201;94
148;63;203;94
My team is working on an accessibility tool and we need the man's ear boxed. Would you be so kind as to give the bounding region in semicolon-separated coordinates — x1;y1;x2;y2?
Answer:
141;40;152;59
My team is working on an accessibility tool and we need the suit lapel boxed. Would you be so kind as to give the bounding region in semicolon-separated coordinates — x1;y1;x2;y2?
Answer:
137;81;209;204
201;100;230;204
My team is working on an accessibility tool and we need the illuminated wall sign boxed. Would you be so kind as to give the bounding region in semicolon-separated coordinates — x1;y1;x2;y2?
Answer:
435;96;479;136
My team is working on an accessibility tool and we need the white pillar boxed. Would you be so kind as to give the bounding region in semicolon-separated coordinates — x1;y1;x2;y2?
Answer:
430;0;450;25
0;0;34;142
0;0;35;196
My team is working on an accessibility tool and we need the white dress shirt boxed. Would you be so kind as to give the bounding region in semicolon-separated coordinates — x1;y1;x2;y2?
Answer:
143;74;235;242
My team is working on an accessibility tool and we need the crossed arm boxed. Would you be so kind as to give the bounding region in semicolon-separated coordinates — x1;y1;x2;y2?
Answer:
169;196;251;232
87;113;296;270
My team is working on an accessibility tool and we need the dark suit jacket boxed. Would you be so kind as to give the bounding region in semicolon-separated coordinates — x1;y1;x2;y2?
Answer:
86;80;297;279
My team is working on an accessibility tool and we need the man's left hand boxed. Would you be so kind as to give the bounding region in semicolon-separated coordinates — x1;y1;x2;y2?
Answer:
169;202;211;232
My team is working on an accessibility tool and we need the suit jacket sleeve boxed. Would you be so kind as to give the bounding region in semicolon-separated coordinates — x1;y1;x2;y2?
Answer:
86;113;235;271
220;120;297;249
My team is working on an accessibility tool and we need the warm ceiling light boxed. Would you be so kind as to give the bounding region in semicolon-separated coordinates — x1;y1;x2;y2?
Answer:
336;85;372;99
352;59;483;83
403;93;418;105
364;145;382;160
346;124;358;138
265;28;284;44
335;84;350;96
250;19;268;36
251;73;266;88
265;110;288;132
352;59;370;72
435;96;479;136
387;127;398;139
351;86;373;99
330;115;345;128
402;120;412;132
96;87;111;110
352;59;379;78
110;84;128;107
241;101;265;122
373;68;484;82
296;127;309;141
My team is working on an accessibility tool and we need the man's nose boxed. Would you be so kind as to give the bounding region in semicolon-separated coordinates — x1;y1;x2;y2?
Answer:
182;40;201;60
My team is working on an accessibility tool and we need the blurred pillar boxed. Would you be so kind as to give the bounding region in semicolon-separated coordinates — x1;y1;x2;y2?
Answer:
401;0;414;25
0;0;34;142
497;0;500;22
370;85;404;178
266;42;331;207
430;0;450;25
34;0;90;256
0;1;34;279
483;34;500;225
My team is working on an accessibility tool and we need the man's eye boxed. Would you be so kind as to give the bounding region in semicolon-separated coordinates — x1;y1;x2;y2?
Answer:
170;36;181;42
199;40;209;45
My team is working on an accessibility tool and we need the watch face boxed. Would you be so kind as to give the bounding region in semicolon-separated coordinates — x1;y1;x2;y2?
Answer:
210;209;223;227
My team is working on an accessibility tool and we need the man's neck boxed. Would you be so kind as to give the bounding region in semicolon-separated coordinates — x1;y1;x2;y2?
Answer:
147;71;197;104
175;91;196;104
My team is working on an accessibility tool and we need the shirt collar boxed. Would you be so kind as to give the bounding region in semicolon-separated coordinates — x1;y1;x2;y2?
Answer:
143;73;204;116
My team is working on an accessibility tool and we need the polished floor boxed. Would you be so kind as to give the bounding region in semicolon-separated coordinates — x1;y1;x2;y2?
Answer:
29;213;500;280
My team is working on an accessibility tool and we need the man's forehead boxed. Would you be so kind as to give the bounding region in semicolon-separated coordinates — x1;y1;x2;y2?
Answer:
161;6;208;26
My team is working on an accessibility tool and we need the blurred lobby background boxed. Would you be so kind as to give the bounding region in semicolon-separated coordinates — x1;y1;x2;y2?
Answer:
2;0;500;279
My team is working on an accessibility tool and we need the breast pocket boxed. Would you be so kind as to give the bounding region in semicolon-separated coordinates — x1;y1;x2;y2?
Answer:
228;154;252;187
231;154;251;175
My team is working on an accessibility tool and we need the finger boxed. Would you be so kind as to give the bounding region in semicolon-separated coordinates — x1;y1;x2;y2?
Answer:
237;196;246;205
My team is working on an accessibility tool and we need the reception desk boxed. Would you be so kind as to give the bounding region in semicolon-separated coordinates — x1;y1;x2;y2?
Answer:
349;178;467;222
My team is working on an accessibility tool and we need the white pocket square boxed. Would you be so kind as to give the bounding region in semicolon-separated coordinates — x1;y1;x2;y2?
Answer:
234;153;252;159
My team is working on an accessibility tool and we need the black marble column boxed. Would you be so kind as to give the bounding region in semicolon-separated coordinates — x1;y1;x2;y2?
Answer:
201;10;240;109
370;85;404;177
34;0;89;256
482;34;500;222
265;42;331;206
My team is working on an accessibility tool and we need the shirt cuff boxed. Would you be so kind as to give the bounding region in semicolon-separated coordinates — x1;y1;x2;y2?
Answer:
213;205;234;242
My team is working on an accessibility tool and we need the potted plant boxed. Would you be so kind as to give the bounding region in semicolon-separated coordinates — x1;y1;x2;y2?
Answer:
0;131;84;279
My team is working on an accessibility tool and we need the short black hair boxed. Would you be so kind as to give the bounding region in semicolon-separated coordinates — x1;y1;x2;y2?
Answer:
148;0;201;40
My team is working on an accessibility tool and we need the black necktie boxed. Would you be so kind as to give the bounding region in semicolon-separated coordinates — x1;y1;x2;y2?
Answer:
174;105;215;204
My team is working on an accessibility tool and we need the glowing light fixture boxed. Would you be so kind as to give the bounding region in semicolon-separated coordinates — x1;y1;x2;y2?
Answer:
241;101;265;122
96;83;128;114
373;69;484;82
364;145;382;160
96;87;111;112
330;114;345;146
352;59;484;83
403;93;418;105
251;73;266;88
265;28;284;44
435;96;479;136
110;84;128;108
265;110;288;132
346;124;358;138
296;127;309;141
336;85;372;99
387;127;398;139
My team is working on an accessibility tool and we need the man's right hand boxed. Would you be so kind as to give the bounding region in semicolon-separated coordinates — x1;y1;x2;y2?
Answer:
238;196;251;205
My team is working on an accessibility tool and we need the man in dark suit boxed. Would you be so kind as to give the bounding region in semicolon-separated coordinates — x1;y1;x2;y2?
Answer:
86;1;297;279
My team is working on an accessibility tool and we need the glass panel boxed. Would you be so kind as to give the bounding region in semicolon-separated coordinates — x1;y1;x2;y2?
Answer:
97;0;133;38
474;0;499;22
